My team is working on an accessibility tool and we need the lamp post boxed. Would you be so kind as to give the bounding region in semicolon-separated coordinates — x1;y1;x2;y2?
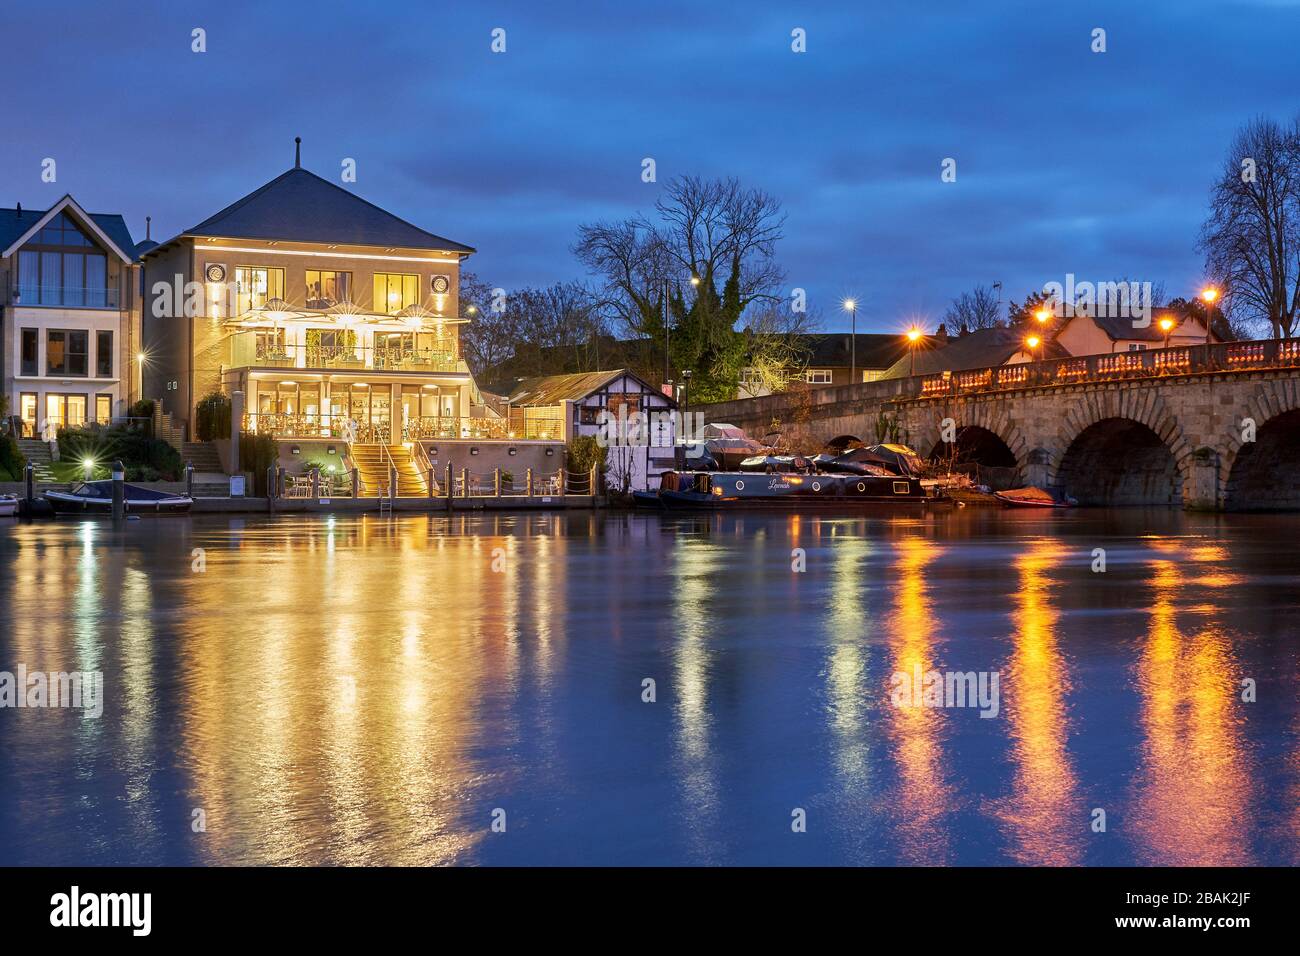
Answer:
1200;287;1218;345
1159;315;1175;350
843;299;858;383
905;327;922;377
681;369;692;419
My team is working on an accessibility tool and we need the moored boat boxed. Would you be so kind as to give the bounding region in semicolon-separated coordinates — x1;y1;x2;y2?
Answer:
0;495;17;517
638;467;933;510
994;486;1074;509
45;481;193;515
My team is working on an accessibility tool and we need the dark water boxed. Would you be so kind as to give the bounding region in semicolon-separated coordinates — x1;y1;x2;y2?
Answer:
0;508;1296;866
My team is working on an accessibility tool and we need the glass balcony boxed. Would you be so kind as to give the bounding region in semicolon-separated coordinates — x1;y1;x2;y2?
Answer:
228;332;461;373
12;285;120;308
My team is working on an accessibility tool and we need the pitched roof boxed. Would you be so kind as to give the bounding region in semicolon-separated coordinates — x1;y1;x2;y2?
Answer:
0;202;136;262
803;333;928;369
159;166;473;254
880;326;1068;378
502;369;674;407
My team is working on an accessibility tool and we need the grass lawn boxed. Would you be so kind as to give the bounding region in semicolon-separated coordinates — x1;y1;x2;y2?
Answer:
49;461;112;482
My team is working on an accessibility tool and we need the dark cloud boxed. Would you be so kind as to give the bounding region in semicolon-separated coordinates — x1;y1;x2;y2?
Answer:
2;0;1296;330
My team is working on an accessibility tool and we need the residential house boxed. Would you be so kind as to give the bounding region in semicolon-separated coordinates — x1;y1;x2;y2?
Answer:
1052;306;1222;355
0;196;140;437
494;369;676;491
880;326;1070;378
740;333;925;396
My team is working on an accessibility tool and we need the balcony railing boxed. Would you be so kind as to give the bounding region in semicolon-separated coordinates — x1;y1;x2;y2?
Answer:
9;285;120;308
243;413;517;442
910;338;1300;399
228;335;462;373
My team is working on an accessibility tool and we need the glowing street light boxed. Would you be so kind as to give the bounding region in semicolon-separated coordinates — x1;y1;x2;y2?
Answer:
82;457;96;481
843;299;858;382
905;326;923;376
1158;314;1175;350
1200;286;1218;346
1034;306;1053;326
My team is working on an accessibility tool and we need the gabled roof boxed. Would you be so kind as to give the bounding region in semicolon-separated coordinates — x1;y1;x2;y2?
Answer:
0;195;135;262
1070;305;1212;343
880;326;1068;378
503;369;675;407
151;166;474;255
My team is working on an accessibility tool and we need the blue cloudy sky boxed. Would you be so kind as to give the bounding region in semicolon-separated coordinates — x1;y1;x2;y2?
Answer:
3;0;1297;332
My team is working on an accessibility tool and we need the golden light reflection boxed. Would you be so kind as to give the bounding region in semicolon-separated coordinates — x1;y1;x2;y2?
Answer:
1129;554;1253;865
990;539;1080;865
671;538;725;863
885;536;954;864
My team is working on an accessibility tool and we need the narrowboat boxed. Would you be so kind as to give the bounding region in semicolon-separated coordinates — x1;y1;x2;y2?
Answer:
635;468;934;510
45;481;193;515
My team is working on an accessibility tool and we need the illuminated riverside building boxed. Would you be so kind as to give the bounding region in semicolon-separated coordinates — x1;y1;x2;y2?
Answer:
139;144;674;491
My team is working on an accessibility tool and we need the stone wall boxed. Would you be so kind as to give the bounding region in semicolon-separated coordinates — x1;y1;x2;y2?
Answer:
695;370;1300;510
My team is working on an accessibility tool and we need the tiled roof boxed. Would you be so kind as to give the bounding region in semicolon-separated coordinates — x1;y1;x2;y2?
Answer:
503;369;673;407
163;167;474;254
803;333;925;369
880;326;1069;378
0;206;136;260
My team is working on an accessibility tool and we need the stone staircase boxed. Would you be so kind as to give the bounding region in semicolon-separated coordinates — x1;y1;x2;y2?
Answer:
15;439;56;482
349;444;426;496
182;441;230;497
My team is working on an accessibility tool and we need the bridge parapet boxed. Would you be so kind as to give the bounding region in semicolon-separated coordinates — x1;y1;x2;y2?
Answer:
693;338;1300;511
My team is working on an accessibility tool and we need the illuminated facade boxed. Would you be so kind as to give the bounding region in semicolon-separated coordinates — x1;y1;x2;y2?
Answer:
139;154;498;446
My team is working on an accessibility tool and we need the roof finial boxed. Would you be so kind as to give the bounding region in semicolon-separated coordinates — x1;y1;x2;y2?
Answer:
145;215;151;240
294;136;301;168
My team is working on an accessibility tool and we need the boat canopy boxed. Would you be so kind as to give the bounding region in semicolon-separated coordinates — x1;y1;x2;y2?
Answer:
70;480;185;501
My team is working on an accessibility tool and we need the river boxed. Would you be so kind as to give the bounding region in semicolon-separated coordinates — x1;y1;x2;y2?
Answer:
0;509;1296;865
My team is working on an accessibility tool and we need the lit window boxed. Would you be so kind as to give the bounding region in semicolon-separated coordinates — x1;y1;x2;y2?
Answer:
806;369;832;384
373;273;419;314
235;266;285;315
306;270;351;309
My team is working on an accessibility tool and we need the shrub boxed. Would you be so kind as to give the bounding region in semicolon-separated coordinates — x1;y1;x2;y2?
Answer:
0;432;24;481
239;433;279;496
194;392;232;441
56;426;184;482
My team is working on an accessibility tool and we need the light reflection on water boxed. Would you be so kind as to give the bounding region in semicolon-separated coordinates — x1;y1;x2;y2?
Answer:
0;509;1296;866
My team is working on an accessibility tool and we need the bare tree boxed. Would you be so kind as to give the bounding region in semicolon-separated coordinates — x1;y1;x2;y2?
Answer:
942;284;1002;330
1201;115;1300;339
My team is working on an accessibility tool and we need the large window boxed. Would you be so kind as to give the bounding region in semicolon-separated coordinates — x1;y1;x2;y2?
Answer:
373;273;419;314
96;330;114;377
16;212;110;307
235;266;286;315
20;329;38;376
306;270;351;309
47;330;88;376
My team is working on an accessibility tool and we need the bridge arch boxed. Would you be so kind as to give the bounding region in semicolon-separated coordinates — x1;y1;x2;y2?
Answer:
909;403;1029;484
1050;391;1191;505
1223;382;1300;511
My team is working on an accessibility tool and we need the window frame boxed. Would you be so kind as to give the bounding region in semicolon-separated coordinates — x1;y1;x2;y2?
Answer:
96;329;114;377
46;329;89;377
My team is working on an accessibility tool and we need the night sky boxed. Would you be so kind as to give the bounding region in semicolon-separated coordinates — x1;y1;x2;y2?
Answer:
3;0;1297;332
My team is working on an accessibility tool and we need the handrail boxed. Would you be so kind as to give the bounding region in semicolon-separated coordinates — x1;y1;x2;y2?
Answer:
381;444;397;497
907;337;1300;400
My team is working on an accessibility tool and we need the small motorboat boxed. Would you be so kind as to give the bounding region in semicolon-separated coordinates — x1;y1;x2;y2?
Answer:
45;480;193;515
994;486;1074;509
0;494;17;517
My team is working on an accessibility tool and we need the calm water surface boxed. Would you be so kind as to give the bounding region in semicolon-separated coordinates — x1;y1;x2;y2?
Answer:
0;509;1296;866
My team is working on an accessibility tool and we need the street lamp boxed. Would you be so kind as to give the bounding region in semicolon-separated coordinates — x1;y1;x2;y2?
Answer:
1158;315;1175;350
1034;306;1052;328
905;327;923;377
1025;334;1041;360
681;369;692;418
1200;287;1218;345
843;298;858;383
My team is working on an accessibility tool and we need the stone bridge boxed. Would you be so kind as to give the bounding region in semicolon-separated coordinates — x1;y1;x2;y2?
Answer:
695;340;1300;510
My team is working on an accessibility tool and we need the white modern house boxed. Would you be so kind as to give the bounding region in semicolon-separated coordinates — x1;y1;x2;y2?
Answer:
0;195;140;437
